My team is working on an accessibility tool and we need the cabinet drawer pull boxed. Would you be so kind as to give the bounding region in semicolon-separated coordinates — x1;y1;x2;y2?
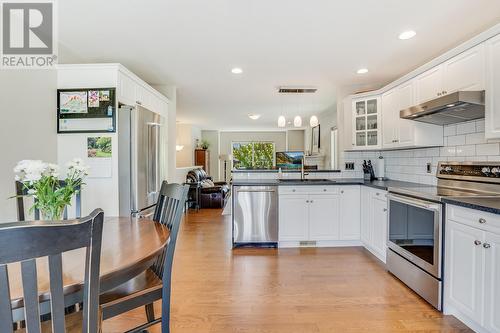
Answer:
474;240;482;246
323;189;327;192
340;190;344;194
305;200;309;203
483;243;491;249
292;189;296;192
479;218;486;224
376;192;380;196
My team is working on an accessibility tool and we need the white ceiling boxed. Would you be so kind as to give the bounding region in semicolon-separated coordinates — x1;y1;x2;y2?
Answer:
57;0;500;130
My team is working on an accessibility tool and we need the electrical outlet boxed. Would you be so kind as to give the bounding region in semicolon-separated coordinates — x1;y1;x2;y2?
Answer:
427;163;432;174
345;162;355;170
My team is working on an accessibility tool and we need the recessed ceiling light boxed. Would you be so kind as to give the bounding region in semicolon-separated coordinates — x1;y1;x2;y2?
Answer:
231;67;243;74
357;68;369;74
399;30;416;40
248;114;261;120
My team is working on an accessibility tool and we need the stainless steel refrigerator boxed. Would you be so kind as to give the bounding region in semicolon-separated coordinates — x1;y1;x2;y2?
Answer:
118;105;163;217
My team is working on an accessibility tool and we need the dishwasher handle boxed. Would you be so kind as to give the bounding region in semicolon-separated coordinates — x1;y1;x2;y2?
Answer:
237;189;276;193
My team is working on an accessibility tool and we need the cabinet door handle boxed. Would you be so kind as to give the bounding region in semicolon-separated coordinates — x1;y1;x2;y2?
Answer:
376;192;380;196
305;200;309;203
292;189;296;192
323;189;327;192
474;240;482;246
383;208;387;212
341;190;344;194
479;218;486;224
483;243;491;249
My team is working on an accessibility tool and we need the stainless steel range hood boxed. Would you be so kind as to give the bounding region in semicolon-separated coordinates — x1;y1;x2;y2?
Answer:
400;91;485;125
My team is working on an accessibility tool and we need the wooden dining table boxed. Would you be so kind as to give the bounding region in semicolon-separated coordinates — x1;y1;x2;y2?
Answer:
7;216;170;321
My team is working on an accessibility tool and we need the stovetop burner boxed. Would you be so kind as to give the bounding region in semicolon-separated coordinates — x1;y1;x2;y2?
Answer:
389;162;500;202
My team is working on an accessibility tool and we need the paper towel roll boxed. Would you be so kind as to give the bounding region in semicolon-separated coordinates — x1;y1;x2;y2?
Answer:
376;157;385;179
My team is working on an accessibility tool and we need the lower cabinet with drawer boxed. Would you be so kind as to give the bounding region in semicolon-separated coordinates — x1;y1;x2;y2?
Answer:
444;205;500;333
278;185;361;247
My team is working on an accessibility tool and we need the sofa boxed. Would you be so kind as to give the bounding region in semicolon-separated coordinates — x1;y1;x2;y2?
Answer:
186;168;229;209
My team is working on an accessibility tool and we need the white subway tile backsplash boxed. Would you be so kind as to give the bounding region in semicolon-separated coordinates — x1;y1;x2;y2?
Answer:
456;121;476;135
476;119;485;133
456;145;476;157
476;143;500;156
444;125;457;136
466;132;487;145
447;135;466;146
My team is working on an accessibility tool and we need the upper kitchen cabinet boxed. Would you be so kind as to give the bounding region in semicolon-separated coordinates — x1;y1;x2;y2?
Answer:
382;80;443;149
415;44;485;104
485;34;500;139
117;67;169;116
351;96;381;150
442;44;485;93
415;65;444;104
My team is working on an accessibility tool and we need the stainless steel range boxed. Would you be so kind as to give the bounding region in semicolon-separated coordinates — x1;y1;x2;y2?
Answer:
386;162;500;311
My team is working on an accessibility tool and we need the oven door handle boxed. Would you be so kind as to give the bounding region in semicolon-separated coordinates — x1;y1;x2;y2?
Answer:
387;193;441;212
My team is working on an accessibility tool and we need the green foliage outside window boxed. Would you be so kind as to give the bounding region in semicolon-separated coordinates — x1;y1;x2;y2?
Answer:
232;142;274;169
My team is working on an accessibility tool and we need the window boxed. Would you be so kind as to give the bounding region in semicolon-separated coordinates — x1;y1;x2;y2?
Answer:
232;142;275;169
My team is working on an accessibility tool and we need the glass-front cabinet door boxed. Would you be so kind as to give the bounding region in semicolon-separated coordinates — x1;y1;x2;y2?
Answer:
351;96;381;149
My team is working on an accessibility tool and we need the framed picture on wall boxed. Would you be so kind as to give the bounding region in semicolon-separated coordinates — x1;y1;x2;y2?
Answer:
311;124;320;154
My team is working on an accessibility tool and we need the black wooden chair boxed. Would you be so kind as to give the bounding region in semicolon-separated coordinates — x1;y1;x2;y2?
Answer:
100;182;189;333
15;181;82;221
0;209;104;333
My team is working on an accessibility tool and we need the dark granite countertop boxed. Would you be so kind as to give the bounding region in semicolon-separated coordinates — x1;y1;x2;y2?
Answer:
442;197;500;215
231;178;426;190
231;169;341;173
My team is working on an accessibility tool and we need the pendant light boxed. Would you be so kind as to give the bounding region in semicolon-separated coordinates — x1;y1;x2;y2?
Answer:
278;116;286;128
309;115;319;127
294;116;302;127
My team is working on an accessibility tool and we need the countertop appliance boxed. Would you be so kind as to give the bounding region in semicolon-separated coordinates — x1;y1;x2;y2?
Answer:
387;161;500;311
400;90;485;125
233;185;278;247
118;105;163;218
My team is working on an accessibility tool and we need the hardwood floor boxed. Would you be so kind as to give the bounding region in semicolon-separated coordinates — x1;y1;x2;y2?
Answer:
103;209;471;333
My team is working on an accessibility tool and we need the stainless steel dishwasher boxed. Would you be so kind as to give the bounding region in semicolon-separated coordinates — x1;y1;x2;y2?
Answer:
233;185;278;247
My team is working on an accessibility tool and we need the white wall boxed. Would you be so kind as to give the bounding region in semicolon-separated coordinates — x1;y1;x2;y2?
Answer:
0;70;58;222
201;130;220;180
304;105;337;169
176;123;201;167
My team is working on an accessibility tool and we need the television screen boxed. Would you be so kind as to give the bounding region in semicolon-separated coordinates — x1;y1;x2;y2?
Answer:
276;151;304;169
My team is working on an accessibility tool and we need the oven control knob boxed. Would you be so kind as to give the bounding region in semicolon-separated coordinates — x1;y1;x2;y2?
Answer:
443;166;453;173
482;167;491;176
492;167;500;177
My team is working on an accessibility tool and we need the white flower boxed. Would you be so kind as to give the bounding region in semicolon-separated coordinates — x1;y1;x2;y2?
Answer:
44;163;60;178
27;189;36;195
66;158;89;178
14;160;47;184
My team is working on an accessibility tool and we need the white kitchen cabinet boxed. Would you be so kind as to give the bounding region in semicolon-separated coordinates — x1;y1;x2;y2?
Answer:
278;194;309;241
442;44;485;93
381;88;398;148
445;220;484;323
339;186;361;240
485;33;500;139
381;80;443;149
484;231;500;333
371;196;388;260
415;65;444;104
351;96;381;150
360;187;371;245
445;205;500;333
360;187;387;263
117;71;136;105
278;186;360;245
309;195;340;240
415;44;485;105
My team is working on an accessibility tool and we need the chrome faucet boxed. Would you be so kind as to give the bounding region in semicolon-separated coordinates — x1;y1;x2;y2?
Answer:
301;156;309;180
